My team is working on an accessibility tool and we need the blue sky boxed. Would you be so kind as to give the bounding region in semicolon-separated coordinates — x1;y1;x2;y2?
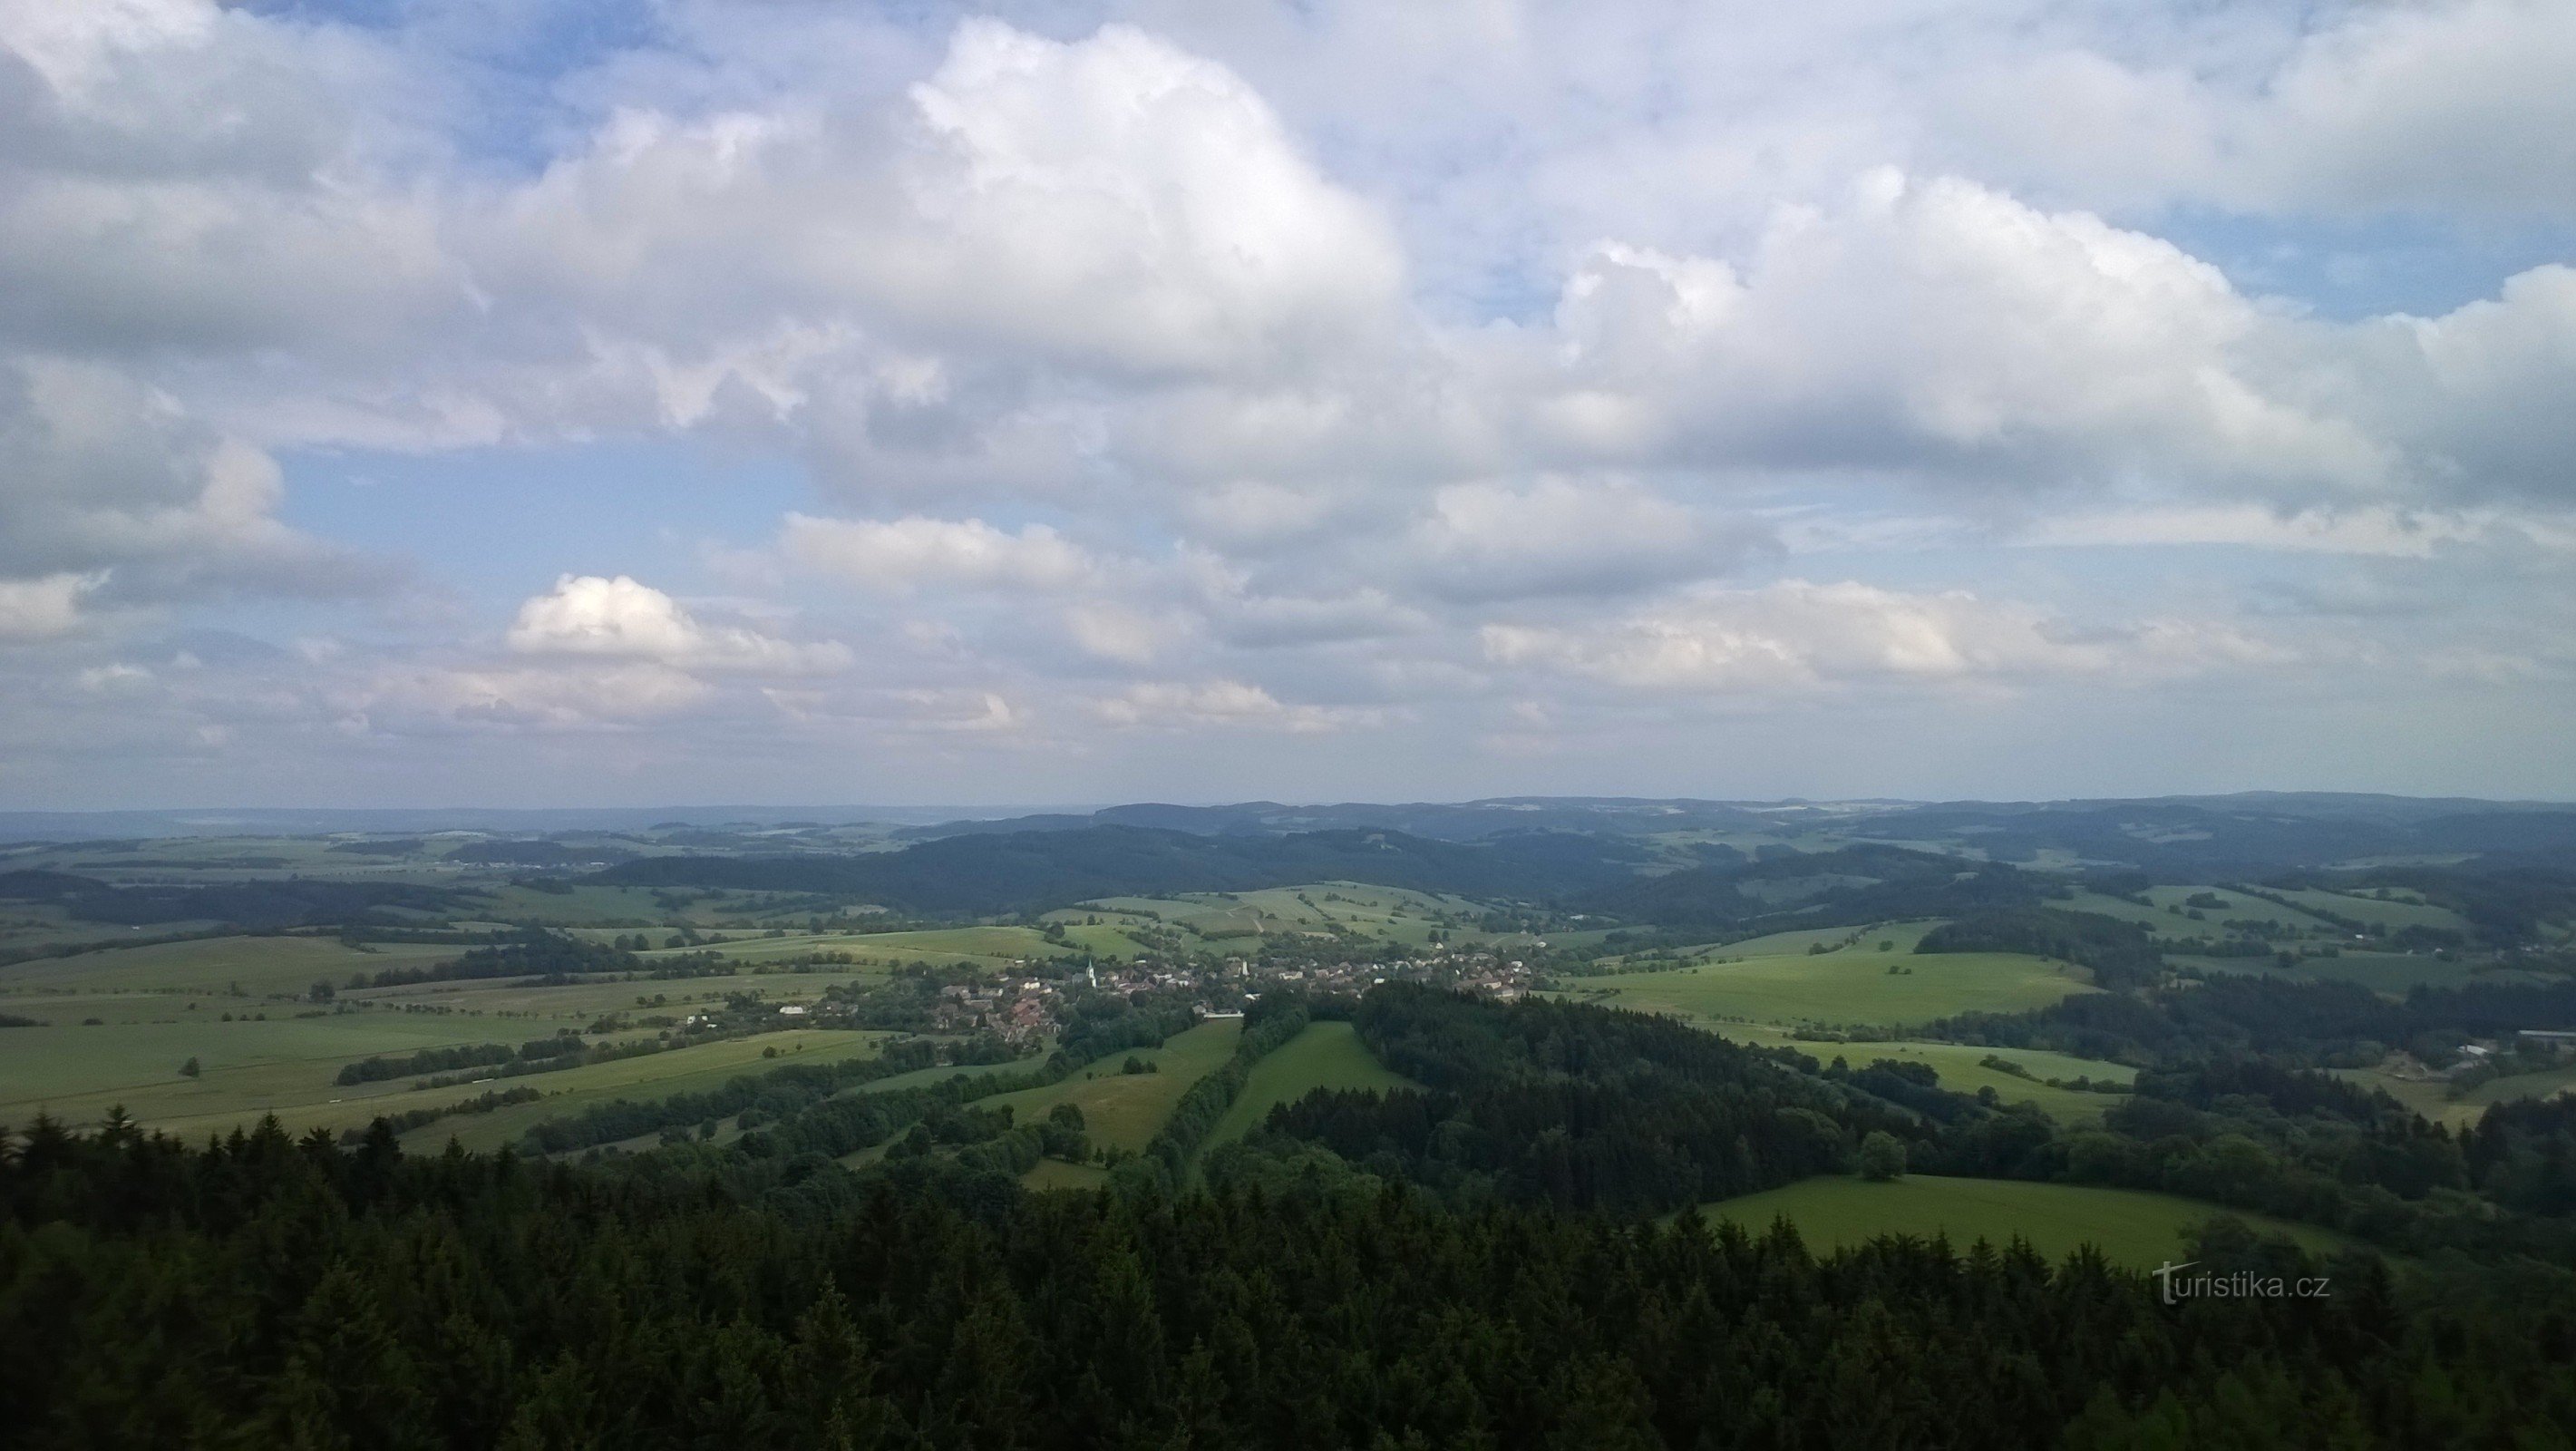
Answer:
1;0;2571;808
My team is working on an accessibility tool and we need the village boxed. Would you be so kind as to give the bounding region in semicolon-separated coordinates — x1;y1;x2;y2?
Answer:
893;948;1541;1047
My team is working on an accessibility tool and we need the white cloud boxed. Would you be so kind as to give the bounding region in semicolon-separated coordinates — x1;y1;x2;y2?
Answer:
506;574;850;674
2020;504;2576;557
354;662;716;733
1399;477;1752;600
781;514;1098;594
0;359;369;601
763;685;1026;735
1940;0;2576;221
1091;678;1375;733
1064;602;1176;665
1482;579;2283;693
0;570;101;641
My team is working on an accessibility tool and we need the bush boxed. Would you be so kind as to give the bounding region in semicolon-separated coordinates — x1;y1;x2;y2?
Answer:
1859;1130;1907;1181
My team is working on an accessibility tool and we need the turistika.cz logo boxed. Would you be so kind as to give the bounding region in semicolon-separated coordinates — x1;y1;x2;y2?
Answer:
2151;1261;2331;1306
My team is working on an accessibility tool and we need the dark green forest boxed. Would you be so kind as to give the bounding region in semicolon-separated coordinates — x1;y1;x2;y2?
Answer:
7;1110;2571;1450
12;983;2576;1446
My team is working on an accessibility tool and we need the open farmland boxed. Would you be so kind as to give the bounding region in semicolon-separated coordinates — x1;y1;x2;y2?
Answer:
0;934;457;995
1690;920;1946;959
1203;1020;1417;1150
1071;882;1571;952
0;1006;605;1141
1572;942;2093;1031
977;1017;1243;1154
2334;1061;2576;1130
2185;949;2536;996
2270;887;2474;935
1701;1174;2349;1269
404;1029;899;1152
1725;1027;2135;1121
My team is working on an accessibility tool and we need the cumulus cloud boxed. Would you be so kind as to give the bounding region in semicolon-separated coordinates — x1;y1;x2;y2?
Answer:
0;570;99;641
506;575;850;674
1091;678;1375;733
352;662;716;733
2020;504;2576;557
1398;477;1759;600
1482;580;2284;693
1938;0;2576;221
0;359;371;602
763;685;1026;735
2;3;2572;801
781;514;1098;594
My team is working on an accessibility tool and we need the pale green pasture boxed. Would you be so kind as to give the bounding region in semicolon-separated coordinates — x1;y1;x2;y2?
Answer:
0;1007;600;1139
0;936;456;995
409;1029;899;1152
1203;1021;1416;1150
977;1018;1244;1154
1575;948;2090;1031
2336;1063;2576;1130
2270;888;2472;935
1692;920;1943;959
2139;886;2334;934
2185;950;2529;996
1725;1027;2134;1121
1702;1175;2349;1270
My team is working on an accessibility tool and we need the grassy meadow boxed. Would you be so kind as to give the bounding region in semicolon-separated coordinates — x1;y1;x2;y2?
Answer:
2334;1062;2576;1129
1725;1027;2136;1121
1576;944;2093;1032
1701;1174;2349;1269
402;1029;899;1152
977;1017;1245;1155
1203;1021;1418;1150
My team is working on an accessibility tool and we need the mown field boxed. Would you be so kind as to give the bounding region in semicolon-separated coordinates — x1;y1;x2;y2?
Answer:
2334;1062;2576;1129
0;927;923;1147
1723;1027;2135;1122
0;935;458;995
1692;920;1945;959
2270;887;2472;935
976;1018;1245;1156
1701;1174;2349;1269
1070;882;1586;953
0;1007;603;1141
1203;1021;1418;1150
2184;950;2533;996
404;1029;899;1153
1575;944;2093;1031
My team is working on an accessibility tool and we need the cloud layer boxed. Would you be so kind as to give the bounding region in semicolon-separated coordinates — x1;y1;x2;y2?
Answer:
0;0;2571;805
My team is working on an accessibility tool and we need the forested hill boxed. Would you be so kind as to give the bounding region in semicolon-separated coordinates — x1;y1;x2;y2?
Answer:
591;823;1649;914
10;1116;2541;1449
1578;845;2042;930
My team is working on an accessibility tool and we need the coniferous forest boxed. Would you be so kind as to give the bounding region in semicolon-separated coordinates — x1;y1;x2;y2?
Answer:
7;1109;2571;1450
9;977;2576;1447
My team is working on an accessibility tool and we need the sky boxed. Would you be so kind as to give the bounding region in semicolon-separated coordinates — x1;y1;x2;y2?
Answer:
2;0;2573;809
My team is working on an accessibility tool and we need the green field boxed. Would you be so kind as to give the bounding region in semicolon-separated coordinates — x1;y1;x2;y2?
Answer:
977;1018;1245;1154
1577;945;2092;1031
0;1006;603;1140
1695;920;1944;959
1701;1174;2348;1269
1727;1028;2135;1121
2270;887;2472;935
406;1029;898;1152
2336;1062;2576;1129
2186;950;2529;996
1074;883;1556;952
1203;1021;1417;1150
0;935;457;995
